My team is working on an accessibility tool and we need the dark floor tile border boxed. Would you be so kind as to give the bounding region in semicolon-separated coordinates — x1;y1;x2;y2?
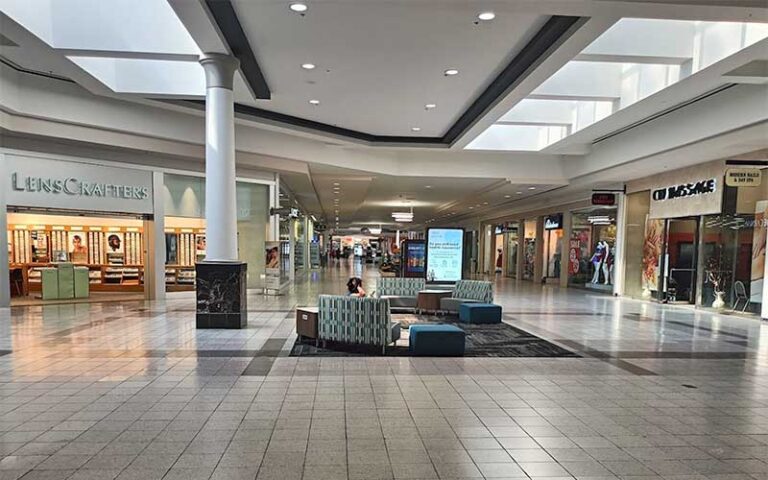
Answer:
241;357;277;376
554;340;658;376
503;312;610;316
624;314;750;339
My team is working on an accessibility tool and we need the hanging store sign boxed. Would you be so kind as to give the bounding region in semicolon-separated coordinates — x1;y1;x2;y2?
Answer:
544;214;563;230
725;168;762;187
5;154;154;214
649;176;721;219
651;178;716;202
591;193;616;206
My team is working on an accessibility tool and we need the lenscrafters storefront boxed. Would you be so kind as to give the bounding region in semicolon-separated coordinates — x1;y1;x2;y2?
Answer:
623;159;768;317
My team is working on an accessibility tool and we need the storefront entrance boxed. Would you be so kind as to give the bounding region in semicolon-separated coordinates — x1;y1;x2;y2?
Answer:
661;217;699;304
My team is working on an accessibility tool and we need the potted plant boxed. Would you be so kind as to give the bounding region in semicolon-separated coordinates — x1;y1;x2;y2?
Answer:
705;246;730;309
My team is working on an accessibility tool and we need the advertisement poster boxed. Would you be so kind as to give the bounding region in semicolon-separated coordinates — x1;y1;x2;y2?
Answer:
195;235;206;257
426;228;463;282
165;233;178;264
750;200;768;303
403;240;426;277
568;239;580;275
642;217;663;292
106;232;124;254
265;241;281;289
68;232;88;263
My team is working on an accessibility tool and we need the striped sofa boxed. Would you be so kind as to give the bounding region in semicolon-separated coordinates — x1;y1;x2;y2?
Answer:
318;295;401;354
440;280;494;314
374;277;426;310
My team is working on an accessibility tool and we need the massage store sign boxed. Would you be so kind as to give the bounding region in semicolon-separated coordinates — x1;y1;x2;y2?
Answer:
649;177;721;219
6;155;154;215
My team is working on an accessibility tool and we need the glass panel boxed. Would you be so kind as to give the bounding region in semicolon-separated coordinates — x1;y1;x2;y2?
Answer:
523;219;536;280
624;191;650;298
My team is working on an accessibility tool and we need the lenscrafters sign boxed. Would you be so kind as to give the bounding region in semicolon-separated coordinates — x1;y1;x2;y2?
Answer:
6;154;153;214
649;176;721;219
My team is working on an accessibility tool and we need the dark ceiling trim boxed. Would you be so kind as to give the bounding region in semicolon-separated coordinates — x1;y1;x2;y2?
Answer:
204;0;271;99
200;6;585;144
442;15;583;144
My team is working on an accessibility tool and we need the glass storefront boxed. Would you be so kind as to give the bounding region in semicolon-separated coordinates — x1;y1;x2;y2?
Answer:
624;164;768;315
506;222;519;278
568;209;617;291
522;219;536;280
543;214;563;280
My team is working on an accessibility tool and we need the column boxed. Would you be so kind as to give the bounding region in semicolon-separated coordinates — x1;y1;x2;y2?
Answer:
144;171;166;302
200;53;239;261
196;53;247;329
560;212;572;288
268;173;280;242
0;154;9;308
613;193;627;297
516;224;524;280
533;217;545;284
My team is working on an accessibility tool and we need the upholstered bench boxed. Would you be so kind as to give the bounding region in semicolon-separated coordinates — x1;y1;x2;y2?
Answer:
459;303;502;324
409;324;465;356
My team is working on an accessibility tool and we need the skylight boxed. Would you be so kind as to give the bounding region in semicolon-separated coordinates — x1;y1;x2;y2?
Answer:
68;57;205;96
467;18;768;152
0;0;200;55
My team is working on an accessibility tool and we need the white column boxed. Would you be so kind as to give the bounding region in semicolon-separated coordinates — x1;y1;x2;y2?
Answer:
613;193;628;297
200;53;240;262
762;217;768;318
268;173;280;242
0;153;9;308
145;171;166;301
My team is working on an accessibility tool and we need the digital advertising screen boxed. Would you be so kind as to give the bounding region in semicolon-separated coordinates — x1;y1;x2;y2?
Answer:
425;228;464;283
402;240;426;277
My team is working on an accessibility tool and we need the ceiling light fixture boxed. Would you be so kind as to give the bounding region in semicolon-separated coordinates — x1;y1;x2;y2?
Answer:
504;195;511;198
425;103;436;110
477;11;495;21
289;3;308;13
411;127;421;132
444;69;459;76
309;99;320;105
333;182;340;186
516;191;523;195
301;63;316;70
425;185;432;189
528;186;536;190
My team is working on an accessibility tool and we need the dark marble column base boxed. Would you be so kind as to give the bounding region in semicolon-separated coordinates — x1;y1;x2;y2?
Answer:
196;261;247;329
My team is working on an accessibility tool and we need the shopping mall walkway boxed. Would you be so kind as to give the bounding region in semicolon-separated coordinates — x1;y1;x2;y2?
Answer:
0;261;766;480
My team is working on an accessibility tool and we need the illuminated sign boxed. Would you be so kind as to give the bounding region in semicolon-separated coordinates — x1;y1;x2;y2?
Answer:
725;168;762;187
591;193;616;206
544;214;563;230
425;228;464;283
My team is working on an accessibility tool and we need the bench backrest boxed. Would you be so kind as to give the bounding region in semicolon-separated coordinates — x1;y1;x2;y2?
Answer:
452;280;493;303
318;295;391;347
376;277;426;297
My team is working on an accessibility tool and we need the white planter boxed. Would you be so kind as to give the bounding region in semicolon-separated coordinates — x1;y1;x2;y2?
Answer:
712;291;726;309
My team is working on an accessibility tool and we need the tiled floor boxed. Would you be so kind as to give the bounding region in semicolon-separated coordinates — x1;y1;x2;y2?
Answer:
0;260;767;480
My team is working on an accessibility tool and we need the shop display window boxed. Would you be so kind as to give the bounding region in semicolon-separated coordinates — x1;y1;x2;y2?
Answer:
522;219;536;280
7;213;146;295
568;211;617;289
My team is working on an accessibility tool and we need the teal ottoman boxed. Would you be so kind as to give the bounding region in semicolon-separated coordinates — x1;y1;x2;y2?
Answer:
409;324;465;356
460;303;502;324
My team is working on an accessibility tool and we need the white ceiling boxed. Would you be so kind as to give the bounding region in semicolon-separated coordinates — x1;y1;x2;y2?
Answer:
231;0;547;137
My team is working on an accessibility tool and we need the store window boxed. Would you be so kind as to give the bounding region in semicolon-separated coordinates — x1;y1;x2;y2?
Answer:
568;209;617;291
699;174;768;312
522;219;536;280
543;214;563;280
505;222;519;278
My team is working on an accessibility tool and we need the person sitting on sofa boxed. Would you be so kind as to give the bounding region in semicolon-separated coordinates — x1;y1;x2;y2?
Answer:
346;277;366;297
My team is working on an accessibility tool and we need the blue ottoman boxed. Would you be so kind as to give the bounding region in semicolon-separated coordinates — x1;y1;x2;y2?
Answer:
459;303;502;324
409;324;465;356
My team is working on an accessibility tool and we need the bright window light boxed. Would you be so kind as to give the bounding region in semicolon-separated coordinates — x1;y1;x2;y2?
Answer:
68;57;205;96
0;0;200;55
466;18;768;152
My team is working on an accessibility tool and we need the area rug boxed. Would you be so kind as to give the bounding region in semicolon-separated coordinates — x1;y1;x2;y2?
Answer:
289;314;579;357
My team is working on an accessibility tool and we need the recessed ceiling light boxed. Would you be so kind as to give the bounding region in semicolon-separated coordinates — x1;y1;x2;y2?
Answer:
469;207;474;209
528;186;536;190
483;202;488;205
477;11;495;21
411;127;421;132
504;195;511;198
444;69;459;76
289;3;308;13
516;191;523;195
333;182;340;186
301;63;316;70
425;185;432;189
309;99;320;105
425;103;437;110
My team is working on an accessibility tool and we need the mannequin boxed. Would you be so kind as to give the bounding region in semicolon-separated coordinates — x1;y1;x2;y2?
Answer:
495;248;503;273
602;242;612;285
590;241;606;283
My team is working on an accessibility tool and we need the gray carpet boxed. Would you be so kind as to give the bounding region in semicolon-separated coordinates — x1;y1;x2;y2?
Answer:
290;314;579;357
